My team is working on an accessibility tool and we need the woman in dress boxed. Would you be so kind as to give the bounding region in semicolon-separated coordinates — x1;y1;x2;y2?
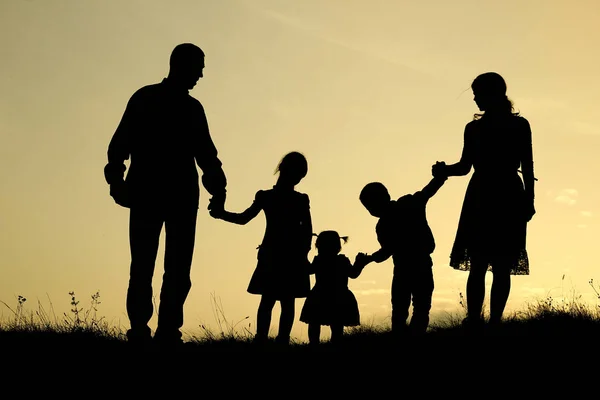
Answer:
433;72;537;327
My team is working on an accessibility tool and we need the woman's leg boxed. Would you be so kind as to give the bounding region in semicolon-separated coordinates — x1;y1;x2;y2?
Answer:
277;297;295;344
489;261;511;324
466;258;488;321
256;295;277;342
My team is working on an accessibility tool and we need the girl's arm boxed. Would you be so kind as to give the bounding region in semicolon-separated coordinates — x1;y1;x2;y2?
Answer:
443;123;474;177
347;256;364;279
213;191;263;225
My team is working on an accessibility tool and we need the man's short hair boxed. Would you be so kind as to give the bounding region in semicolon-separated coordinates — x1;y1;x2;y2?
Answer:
170;43;205;68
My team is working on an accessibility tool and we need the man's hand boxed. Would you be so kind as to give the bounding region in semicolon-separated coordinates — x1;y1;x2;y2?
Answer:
110;180;130;208
208;193;226;218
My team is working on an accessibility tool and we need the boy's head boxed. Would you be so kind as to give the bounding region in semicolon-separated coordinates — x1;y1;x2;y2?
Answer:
314;230;348;256
359;182;391;218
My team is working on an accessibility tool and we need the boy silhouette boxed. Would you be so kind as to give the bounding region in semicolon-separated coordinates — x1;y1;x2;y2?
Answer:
357;171;447;336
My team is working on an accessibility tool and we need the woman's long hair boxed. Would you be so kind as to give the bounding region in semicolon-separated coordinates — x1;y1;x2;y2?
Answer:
472;72;520;120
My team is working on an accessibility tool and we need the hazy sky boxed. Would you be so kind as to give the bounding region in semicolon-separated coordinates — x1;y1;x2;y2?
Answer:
2;0;599;341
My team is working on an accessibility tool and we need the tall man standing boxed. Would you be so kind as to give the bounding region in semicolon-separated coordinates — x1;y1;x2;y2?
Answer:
104;43;227;346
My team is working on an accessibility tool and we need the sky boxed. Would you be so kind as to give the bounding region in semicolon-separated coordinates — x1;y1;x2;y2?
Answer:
1;0;599;342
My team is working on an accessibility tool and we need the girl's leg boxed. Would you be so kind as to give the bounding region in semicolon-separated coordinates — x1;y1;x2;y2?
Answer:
308;324;321;345
277;297;295;344
489;261;511;324
256;295;277;342
330;324;344;344
466;258;487;322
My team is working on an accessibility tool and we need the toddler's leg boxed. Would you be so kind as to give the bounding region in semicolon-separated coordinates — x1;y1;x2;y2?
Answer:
330;324;344;344
308;324;321;345
391;270;411;335
410;264;434;335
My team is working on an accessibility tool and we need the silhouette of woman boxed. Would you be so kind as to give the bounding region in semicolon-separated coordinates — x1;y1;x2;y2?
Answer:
300;231;365;346
432;72;536;327
210;151;312;344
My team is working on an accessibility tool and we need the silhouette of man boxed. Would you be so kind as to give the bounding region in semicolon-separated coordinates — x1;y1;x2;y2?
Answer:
104;43;227;346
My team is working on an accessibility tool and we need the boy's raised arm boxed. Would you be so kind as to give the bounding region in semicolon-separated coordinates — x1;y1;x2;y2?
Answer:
418;175;448;202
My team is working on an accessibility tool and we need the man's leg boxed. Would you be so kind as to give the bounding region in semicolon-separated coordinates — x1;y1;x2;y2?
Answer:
154;206;198;343
127;207;164;343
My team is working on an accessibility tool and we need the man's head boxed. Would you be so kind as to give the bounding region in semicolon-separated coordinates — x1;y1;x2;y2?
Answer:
168;43;205;90
359;182;391;218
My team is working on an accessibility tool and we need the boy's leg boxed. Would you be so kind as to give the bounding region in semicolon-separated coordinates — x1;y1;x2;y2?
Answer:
391;267;411;335
410;259;434;335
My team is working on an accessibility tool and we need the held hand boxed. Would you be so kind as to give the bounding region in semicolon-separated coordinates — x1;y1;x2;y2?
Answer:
109;180;130;208
432;161;447;179
208;193;226;218
354;252;372;269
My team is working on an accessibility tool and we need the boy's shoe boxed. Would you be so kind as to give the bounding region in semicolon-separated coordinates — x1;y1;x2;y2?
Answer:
126;327;152;349
275;335;290;346
153;329;184;350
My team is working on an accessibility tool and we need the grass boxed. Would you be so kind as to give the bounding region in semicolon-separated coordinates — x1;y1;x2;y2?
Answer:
1;280;600;365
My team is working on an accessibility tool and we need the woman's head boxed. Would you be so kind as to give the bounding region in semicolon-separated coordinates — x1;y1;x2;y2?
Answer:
471;72;518;118
314;230;348;255
275;151;308;185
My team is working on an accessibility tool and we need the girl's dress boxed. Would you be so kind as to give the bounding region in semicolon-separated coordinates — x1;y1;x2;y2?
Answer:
300;254;363;326
450;115;534;275
247;186;313;299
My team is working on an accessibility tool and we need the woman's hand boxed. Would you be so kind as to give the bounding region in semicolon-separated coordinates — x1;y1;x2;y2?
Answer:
354;252;372;269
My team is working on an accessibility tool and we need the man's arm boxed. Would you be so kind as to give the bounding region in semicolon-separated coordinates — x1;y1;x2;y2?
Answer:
105;93;138;184
194;102;227;204
370;247;393;263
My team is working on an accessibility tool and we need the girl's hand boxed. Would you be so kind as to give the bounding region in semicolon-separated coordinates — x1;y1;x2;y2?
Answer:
209;206;225;219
